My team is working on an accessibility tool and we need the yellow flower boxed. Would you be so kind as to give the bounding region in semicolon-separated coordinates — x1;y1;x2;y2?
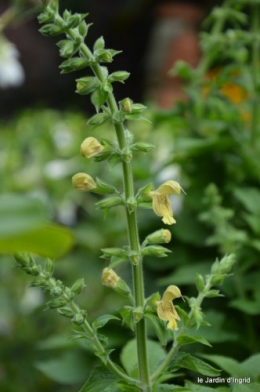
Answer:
80;137;103;158
150;181;181;225
102;267;119;288
157;285;181;330
72;173;96;191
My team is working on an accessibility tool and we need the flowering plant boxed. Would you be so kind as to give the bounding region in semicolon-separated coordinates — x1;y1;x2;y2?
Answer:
13;1;240;391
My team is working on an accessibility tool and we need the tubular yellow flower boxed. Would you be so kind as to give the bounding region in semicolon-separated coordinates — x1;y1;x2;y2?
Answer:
72;173;96;191
102;267;119;288
80;137;103;158
157;285;181;330
150;181;181;225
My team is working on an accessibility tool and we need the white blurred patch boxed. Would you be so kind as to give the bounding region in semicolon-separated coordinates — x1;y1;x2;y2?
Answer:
20;287;44;314
44;158;76;179
0;35;25;88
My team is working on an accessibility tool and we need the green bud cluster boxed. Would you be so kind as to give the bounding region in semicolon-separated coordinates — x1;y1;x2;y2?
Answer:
14;253;87;324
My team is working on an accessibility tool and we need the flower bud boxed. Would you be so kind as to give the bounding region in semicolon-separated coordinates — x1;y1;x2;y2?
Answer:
142;245;171;258
120;98;133;113
102;268;119;288
146;229;172;244
80;137;103;158
72;173;96;191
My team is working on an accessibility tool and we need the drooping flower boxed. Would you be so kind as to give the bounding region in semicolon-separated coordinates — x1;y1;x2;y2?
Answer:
72;173;96;191
157;285;181;330
150;181;181;225
80;137;103;158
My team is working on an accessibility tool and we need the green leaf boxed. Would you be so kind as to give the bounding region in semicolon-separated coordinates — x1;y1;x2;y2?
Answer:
79;365;118;392
94;36;105;51
108;255;129;269
119;306;135;331
145;313;168;346
104;384;139;392
0;223;73;258
240;354;260;379
104;383;140;392
100;248;128;259
125;114;151;122
177;335;212;347
234;187;260;215
120;339;166;378
232;384;260;392
201;354;260;381
92;314;120;330
87;112;110;128
35;351;88;384
0;193;46;237
229;298;260;315
91;89;108;112
153;385;191;391
177;353;221;376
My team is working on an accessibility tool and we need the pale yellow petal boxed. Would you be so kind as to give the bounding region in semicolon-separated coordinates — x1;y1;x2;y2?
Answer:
153;194;172;217
156;181;181;196
167;319;178;330
157;300;180;321
162;285;181;302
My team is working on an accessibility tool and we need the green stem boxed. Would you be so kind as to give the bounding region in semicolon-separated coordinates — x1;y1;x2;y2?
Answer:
107;91;152;392
251;4;260;145
67;24;151;392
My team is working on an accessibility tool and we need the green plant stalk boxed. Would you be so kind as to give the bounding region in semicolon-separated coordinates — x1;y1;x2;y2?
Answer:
251;4;260;145
151;283;210;383
64;19;151;392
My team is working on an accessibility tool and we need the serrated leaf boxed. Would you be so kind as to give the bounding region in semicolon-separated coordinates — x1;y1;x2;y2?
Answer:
177;335;212;347
177;354;221;376
78;365;118;392
92;314;120;330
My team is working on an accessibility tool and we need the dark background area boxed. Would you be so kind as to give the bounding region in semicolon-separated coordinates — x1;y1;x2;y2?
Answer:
0;0;221;118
